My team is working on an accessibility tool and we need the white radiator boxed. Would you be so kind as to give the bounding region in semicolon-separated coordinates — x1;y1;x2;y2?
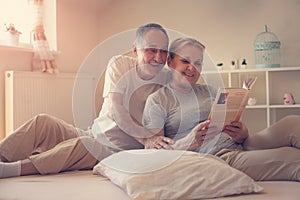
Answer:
5;71;97;136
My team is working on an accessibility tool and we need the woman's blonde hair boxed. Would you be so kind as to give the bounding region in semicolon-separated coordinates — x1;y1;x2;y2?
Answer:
168;37;205;59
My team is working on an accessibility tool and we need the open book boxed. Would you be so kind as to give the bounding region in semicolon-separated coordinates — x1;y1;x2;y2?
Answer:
207;77;257;132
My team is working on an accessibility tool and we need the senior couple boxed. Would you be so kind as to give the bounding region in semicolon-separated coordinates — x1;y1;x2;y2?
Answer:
1;23;300;181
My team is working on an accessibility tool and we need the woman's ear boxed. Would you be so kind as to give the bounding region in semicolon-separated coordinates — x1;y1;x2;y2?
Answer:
167;56;173;68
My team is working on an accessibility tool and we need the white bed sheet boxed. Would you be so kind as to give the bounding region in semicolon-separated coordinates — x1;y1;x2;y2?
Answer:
0;170;299;200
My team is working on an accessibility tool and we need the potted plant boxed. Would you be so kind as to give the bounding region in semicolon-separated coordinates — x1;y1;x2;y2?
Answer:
4;23;21;46
241;58;247;69
217;63;224;70
230;60;236;70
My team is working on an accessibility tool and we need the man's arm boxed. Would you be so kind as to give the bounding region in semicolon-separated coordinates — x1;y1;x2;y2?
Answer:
110;92;173;146
143;129;175;150
144;120;210;151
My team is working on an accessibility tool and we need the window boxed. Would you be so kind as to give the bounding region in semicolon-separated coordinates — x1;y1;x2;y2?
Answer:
0;0;56;50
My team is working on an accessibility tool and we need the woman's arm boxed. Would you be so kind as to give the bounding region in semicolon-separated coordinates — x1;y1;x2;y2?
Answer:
171;120;210;151
223;121;249;144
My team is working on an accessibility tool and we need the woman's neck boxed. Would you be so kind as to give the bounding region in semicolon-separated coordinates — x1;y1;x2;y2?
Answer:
169;79;193;94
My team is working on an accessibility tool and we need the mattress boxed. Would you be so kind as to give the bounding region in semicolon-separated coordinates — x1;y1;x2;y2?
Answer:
0;170;299;200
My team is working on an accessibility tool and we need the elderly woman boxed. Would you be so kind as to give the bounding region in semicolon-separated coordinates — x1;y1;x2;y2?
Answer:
142;37;300;181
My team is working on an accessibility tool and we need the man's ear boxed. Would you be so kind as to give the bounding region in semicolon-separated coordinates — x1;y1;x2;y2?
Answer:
132;45;138;56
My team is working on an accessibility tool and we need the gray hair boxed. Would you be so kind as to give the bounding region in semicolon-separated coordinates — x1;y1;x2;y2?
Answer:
134;23;169;47
168;37;205;59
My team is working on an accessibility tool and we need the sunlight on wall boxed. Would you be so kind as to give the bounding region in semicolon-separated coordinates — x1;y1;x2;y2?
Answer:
0;0;57;50
0;0;34;44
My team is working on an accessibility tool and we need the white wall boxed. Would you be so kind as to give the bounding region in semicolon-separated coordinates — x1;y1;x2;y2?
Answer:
0;0;299;139
96;0;300;67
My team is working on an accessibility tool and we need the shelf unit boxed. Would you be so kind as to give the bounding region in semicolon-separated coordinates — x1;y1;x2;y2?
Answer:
200;67;300;134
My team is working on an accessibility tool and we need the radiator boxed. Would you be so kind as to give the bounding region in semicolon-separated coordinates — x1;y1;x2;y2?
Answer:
5;71;97;136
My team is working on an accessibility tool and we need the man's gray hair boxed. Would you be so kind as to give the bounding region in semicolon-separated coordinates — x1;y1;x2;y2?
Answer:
134;23;169;47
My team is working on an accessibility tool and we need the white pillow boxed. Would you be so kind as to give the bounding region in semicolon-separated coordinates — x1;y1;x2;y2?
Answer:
93;149;263;200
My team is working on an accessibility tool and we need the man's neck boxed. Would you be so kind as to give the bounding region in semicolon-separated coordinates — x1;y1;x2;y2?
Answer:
136;66;155;80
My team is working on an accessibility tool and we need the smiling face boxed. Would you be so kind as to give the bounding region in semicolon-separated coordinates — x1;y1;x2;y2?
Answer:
133;29;169;80
168;43;204;88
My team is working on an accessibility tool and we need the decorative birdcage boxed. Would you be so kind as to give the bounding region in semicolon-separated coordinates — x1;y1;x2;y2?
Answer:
254;25;281;68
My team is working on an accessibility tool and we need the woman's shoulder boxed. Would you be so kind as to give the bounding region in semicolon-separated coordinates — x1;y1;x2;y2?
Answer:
148;85;174;102
193;84;217;97
193;84;214;91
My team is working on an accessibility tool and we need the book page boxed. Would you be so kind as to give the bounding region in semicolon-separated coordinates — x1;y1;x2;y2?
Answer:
208;88;249;131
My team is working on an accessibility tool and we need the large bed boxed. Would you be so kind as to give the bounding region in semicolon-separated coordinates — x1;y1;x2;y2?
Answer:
0;170;299;200
1;149;300;200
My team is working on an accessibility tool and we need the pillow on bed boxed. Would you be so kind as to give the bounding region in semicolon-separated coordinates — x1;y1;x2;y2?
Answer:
93;149;263;200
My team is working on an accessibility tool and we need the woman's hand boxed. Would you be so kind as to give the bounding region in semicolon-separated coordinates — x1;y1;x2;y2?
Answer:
173;120;210;151
144;135;175;150
223;121;249;143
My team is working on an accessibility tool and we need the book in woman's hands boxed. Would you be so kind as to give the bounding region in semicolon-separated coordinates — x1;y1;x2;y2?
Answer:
207;77;257;133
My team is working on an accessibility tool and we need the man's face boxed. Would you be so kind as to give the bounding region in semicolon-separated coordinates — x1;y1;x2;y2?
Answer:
134;29;169;79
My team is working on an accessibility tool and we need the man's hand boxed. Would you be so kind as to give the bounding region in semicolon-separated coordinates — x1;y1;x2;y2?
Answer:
223;121;249;143
144;135;175;150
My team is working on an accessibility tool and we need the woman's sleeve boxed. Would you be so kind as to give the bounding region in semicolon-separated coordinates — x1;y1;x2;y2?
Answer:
208;85;217;101
142;93;167;130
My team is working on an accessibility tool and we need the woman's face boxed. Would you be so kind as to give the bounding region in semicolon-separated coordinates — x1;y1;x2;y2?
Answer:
168;44;203;86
